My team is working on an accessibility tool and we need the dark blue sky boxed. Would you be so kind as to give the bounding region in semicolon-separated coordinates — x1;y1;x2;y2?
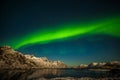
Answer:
0;0;120;65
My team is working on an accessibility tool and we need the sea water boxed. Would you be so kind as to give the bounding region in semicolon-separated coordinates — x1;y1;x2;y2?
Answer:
0;68;119;80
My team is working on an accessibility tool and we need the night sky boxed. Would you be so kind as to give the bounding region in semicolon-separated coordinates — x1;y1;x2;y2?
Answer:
0;0;120;66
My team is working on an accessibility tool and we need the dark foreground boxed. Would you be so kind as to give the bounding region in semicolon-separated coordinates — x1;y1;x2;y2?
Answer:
0;69;120;80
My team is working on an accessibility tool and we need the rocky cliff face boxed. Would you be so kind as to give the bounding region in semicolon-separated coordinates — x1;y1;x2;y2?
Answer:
0;46;67;69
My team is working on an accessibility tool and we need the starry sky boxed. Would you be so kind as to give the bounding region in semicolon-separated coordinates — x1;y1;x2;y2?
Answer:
0;0;120;66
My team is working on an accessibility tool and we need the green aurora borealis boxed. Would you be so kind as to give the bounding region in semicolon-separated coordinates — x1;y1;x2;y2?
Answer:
1;0;120;65
5;17;120;49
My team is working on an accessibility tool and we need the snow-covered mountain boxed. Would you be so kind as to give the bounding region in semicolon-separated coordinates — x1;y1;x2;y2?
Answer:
77;61;120;69
0;46;67;69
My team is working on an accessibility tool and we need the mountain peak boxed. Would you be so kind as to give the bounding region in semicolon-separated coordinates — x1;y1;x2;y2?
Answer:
0;45;12;50
0;45;16;54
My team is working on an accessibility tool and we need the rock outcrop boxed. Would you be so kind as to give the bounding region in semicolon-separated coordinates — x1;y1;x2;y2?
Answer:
0;45;67;69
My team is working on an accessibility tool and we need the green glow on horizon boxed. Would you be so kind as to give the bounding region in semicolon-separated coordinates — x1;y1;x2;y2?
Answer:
7;17;120;49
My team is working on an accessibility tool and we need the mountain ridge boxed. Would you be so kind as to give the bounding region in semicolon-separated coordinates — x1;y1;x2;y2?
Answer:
0;45;120;69
0;45;67;69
